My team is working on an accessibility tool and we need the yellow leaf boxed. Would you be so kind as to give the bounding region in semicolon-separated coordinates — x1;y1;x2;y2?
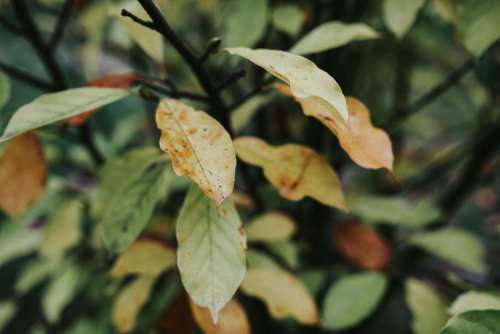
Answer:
234;137;346;210
190;298;251;333
156;99;236;206
0;132;46;218
245;212;296;242
241;268;318;325
111;239;176;278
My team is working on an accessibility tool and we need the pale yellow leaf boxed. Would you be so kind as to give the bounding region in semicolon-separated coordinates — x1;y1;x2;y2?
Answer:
156;99;236;206
234;137;346;210
245;212;296;242
190;298;251;333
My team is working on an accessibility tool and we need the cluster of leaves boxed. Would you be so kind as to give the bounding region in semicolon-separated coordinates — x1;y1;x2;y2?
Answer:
0;0;500;333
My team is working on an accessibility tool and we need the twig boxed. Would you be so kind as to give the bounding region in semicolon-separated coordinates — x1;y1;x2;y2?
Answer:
48;0;74;50
0;61;54;90
217;69;246;92
199;37;222;63
120;9;157;31
228;77;274;110
139;80;210;102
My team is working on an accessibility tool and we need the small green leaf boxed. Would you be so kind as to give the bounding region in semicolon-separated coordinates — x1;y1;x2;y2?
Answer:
0;301;16;332
0;221;41;267
223;0;268;47
230;95;270;133
290;21;379;55
272;5;305;36
440;310;500;334
0;87;130;142
406;278;449;334
322;271;387;330
15;259;57;295
0;72;10;111
383;0;426;38
176;184;246;322
450;291;500;316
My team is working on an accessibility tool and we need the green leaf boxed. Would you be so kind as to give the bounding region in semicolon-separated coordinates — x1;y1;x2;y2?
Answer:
450;291;500;316
383;0;426;38
230;95;270;133
0;72;10;111
406;278;449;334
245;211;296;242
0;221;41;267
176;184;246;322
268;241;300;268
409;228;487;274
15;259;57;295
322;271;387;330
100;163;170;253
290;21;379;55
0;87;130;142
272;5;305;36
441;310;500;334
223;0;268;47
0;301;16;332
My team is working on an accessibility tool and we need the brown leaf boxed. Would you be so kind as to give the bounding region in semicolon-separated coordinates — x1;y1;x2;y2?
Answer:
157;293;195;334
190;298;251;334
0;132;46;218
333;221;391;270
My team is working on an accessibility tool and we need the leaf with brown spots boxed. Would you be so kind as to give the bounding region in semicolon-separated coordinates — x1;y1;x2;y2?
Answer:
233;137;346;210
333;221;391;270
0;132;46;218
156;99;236;206
190;298;251;334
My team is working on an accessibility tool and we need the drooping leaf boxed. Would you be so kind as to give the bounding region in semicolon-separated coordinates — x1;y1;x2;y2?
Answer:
440;310;500;334
405;278;449;334
0;87;130;142
241;268;318;325
290;21;379;55
0;133;47;218
450;291;500;316
322;271;387;330
272;5;305;36
333;222;391;270
245;212;296;242
383;0;426;38
156;99;236;206
0;72;10;111
223;0;268;47
190;298;251;334
176;185;246;322
234;137;346;210
409;228;487;274
111;239;176;278
227;48;348;127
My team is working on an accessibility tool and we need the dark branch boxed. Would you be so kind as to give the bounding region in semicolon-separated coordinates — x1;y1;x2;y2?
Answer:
228;77;274;110
48;0;74;50
0;62;54;90
139;80;210;102
217;69;246;92
199;37;222;63
121;9;157;31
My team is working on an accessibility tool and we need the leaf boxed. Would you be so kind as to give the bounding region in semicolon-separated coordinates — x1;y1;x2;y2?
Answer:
322;271;387;330
0;72;10;111
245;212;296;242
176;184;246;322
0;221;41;267
272;5;305;36
234;136;346;210
0;133;47;217
230;95;270;133
333;222;391;270
100;163;170;253
268;241;300;268
450;291;500;316
157;294;195;334
409;228;487;274
241;268;318;324
227;47;348;126
111;239;176;278
190;298;251;334
290;21;379;55
112;276;155;333
405;278;449;334
39;201;83;260
383;0;426;38
15;259;56;295
223;0;268;47
156;99;236;206
440;310;500;334
0;87;130;142
0;301;16;332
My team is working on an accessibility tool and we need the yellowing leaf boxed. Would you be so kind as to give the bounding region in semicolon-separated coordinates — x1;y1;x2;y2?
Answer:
226;47;348;126
241;268;318;325
234;137;346;210
245;212;296;242
177;185;246;322
111;239;176;278
383;0;426;38
112;276;155;333
190;298;251;334
290;21;379;55
0;133;46;218
156;99;236;206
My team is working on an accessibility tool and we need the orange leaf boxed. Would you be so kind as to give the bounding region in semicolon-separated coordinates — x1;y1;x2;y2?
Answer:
0;132;46;218
190;298;251;334
333;221;391;270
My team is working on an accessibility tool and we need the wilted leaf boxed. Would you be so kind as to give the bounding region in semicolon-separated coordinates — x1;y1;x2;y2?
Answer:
0;88;130;142
322;271;387;330
272;5;305;36
290;21;379;55
333;222;391;270
156;99;236;206
409;228;487;274
111;239;176;278
241;268;318;325
245;212;296;242
0;72;10;111
450;291;500;316
405;278;449;334
383;0;426;38
177;185;246;322
234;137;346;210
112;276;155;333
227;48;348;127
223;0;268;47
441;310;500;334
190;298;251;334
0;133;46;218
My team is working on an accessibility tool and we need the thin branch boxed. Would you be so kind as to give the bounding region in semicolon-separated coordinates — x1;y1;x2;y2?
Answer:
216;69;246;92
48;0;74;50
199;37;222;63
228;77;274;110
120;9;157;31
139;80;210;102
0;61;54;90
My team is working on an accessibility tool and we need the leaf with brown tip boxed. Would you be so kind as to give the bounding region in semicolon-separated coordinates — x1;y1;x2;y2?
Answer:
190;298;251;334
